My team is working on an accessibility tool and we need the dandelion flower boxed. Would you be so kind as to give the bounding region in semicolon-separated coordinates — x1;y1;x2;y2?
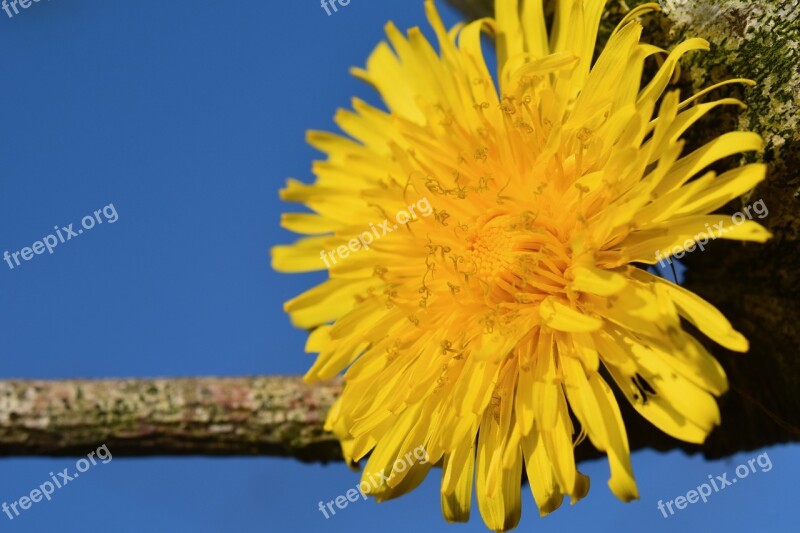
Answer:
272;0;770;530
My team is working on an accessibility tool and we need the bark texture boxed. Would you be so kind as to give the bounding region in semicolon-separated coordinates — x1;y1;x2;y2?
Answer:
0;377;342;462
0;370;794;463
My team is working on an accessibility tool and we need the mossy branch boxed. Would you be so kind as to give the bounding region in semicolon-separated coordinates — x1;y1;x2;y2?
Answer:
0;377;342;461
0;374;796;461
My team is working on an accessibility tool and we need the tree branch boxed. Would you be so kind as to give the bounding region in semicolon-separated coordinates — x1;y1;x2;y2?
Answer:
0;377;342;462
0;375;796;462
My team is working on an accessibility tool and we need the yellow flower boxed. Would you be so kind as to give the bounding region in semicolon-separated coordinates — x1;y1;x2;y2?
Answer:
272;0;770;530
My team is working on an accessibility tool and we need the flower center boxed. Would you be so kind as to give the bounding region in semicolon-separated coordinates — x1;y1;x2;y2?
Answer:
467;215;518;283
465;212;570;304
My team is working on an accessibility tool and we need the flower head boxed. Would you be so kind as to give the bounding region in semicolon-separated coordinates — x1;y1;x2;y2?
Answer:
273;0;770;530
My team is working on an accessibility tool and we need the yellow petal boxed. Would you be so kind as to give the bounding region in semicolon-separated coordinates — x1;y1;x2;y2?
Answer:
521;428;565;516
270;236;330;273
570;266;627;296
441;434;475;523
632;269;748;351
540;297;602;332
476;409;522;532
605;363;709;443
540;385;580;498
562;360;640;503
284;278;376;328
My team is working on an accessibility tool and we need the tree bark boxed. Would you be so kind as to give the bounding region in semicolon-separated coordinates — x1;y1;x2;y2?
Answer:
0;377;342;462
0;373;795;462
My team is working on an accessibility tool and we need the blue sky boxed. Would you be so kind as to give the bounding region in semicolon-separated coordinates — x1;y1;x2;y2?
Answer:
0;1;795;531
